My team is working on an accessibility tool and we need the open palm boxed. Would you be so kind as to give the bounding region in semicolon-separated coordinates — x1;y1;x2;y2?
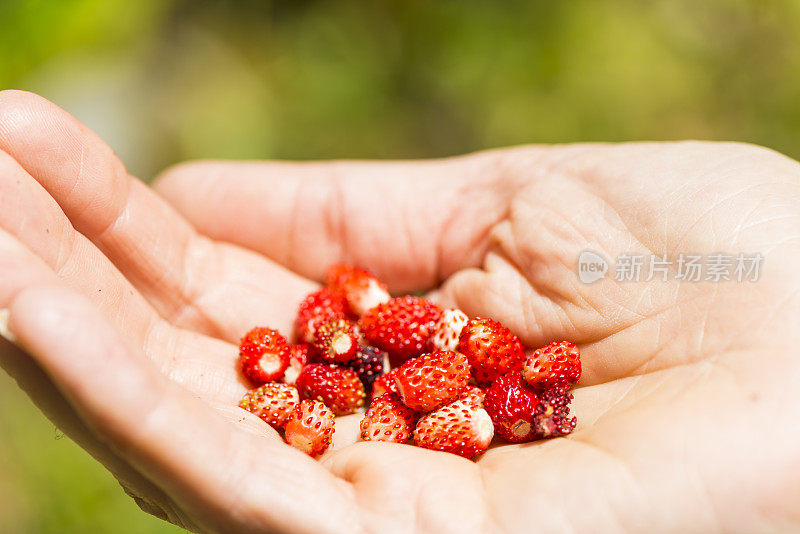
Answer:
1;90;799;533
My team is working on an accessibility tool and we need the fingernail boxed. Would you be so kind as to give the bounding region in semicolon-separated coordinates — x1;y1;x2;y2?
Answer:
0;309;17;344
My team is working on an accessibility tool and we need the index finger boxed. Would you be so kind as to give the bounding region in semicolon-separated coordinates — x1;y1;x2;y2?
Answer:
154;152;532;292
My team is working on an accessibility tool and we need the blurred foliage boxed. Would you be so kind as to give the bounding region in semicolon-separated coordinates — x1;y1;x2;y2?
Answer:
1;0;800;532
1;0;799;181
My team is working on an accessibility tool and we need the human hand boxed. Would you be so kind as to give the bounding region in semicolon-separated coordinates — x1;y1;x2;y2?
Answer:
2;90;800;533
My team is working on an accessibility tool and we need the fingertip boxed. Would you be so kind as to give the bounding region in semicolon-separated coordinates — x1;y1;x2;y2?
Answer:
153;160;312;272
8;284;168;416
151;160;224;220
7;285;113;386
8;285;93;344
0;89;51;140
0;89;47;110
152;159;213;194
8;284;137;374
0;89;43;102
0;308;15;343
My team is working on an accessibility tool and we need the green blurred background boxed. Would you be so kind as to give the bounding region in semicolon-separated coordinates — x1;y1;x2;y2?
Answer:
1;0;799;532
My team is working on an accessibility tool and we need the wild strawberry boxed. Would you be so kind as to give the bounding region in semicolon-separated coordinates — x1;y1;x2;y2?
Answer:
394;351;470;412
372;368;401;399
325;263;390;316
483;373;541;443
414;398;494;459
239;383;299;430
430;309;469;352
312;318;359;363
457;318;525;386
239;327;291;384
295;288;348;344
284;400;335;457
345;345;386;393
295;363;366;415
359;296;443;367
282;344;309;385
535;386;577;438
484;373;576;442
360;393;416;443
523;341;582;390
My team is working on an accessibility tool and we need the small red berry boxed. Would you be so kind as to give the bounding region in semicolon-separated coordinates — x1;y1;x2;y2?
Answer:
239;327;291;384
430;309;469;352
312;318;359;363
345;345;386;393
535;386;577;438
414;397;494;459
295;363;366;416
360;296;443;367
295;288;348;344
284;400;335;457
523;341;582;390
325;263;390;316
394;351;471;412
483;373;541;443
457;318;525;386
360;393;416;443
239;383;299;430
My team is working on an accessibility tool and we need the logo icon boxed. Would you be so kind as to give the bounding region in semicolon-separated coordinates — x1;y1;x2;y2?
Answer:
577;250;608;284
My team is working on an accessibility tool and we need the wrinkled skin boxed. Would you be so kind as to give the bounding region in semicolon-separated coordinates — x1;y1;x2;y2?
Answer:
1;90;799;533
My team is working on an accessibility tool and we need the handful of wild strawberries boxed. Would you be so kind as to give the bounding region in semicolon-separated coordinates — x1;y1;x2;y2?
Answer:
237;264;581;459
